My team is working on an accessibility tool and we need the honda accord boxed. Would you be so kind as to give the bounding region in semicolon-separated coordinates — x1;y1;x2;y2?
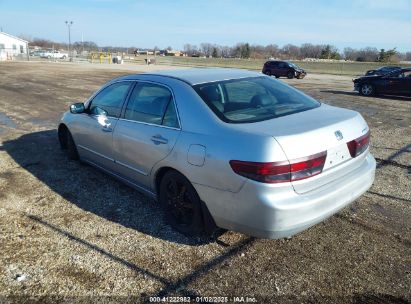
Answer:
58;68;376;239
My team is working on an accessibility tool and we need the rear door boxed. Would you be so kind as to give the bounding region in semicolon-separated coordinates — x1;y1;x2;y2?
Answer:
73;81;134;171
113;82;181;188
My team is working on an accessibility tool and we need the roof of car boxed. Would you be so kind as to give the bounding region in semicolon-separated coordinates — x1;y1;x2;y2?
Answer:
121;68;262;85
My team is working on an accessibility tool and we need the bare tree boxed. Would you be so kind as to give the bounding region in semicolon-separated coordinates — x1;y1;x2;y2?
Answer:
281;44;300;59
356;47;379;62
343;47;357;60
200;43;213;57
300;43;323;58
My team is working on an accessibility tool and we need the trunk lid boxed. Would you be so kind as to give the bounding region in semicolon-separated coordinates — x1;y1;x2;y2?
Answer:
234;104;369;194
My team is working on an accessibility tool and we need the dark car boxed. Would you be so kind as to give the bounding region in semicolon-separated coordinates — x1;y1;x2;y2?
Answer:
262;61;306;79
365;66;401;76
353;68;411;96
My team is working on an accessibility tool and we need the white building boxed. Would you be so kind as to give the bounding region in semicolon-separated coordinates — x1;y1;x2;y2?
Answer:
0;32;29;61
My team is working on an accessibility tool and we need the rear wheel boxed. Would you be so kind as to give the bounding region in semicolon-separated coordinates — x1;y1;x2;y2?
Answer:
287;71;294;79
360;84;374;96
159;171;206;237
264;70;271;76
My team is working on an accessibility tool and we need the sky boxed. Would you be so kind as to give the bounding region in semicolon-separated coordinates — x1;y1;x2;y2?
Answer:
0;0;410;52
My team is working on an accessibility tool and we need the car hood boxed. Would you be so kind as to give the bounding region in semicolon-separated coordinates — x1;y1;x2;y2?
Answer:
353;75;381;82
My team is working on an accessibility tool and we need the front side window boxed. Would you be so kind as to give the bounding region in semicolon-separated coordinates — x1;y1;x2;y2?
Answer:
194;76;320;123
89;82;132;118
399;70;411;78
124;83;179;128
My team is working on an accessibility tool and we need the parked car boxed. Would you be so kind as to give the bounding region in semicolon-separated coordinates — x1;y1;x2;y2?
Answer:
40;50;68;59
364;66;401;76
262;60;307;79
29;50;44;57
354;68;411;96
58;69;375;239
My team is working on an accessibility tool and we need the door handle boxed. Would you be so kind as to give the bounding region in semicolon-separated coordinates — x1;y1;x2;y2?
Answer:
151;135;168;145
101;124;113;132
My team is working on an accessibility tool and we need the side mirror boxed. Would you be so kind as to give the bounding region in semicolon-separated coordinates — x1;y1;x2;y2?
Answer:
70;102;85;114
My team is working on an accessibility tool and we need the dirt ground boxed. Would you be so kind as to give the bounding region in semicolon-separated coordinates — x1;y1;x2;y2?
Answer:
0;61;410;303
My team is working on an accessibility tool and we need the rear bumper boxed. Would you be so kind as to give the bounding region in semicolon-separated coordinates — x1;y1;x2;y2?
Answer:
195;153;376;239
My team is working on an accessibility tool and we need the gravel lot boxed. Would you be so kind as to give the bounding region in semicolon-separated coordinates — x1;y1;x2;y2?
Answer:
0;62;410;303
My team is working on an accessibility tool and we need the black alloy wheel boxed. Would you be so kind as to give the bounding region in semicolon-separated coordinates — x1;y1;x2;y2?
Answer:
159;171;205;236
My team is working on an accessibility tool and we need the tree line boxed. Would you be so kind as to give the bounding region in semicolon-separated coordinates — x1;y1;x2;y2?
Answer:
26;36;411;63
185;42;410;62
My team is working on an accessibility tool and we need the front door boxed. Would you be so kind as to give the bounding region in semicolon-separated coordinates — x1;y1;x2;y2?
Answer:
113;82;181;188
398;70;411;95
73;81;134;171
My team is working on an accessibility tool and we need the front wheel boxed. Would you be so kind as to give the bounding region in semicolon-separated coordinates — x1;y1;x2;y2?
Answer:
264;70;271;76
360;84;374;96
59;127;79;160
159;171;206;237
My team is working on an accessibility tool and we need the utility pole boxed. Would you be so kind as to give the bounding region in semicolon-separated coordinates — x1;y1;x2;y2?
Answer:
65;21;73;61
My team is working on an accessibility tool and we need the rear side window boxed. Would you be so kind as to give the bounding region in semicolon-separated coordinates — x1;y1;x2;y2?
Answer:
89;82;132;118
194;76;320;123
124;83;179;128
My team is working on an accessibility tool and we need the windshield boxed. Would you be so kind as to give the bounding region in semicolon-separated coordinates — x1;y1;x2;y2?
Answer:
193;76;320;123
287;62;298;68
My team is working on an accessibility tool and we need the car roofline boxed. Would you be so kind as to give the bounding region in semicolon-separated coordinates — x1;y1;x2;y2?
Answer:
109;72;265;86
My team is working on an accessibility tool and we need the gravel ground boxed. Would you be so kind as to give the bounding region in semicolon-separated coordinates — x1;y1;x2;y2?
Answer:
0;62;410;304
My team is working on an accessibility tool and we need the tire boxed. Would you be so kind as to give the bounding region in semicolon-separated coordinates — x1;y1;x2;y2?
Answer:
264;70;271;76
62;55;66;59
360;84;374;96
159;171;206;237
275;75;279;78
59;127;79;160
287;71;294;79
47;55;51;59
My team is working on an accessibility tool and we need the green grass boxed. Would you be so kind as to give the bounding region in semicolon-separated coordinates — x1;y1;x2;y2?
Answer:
126;56;411;76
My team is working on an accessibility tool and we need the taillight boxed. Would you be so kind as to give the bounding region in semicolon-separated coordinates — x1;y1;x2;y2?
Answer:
229;151;327;184
347;131;370;158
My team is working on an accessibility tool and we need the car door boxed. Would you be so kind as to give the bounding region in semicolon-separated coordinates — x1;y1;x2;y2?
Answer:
278;62;287;76
270;61;280;76
399;70;411;95
379;70;407;95
113;82;181;188
73;81;134;171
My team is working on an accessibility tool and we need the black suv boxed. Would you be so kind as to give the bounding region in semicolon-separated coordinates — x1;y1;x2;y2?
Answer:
262;60;306;79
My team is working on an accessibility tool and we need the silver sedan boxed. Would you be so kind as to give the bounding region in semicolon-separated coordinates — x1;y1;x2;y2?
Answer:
58;68;376;238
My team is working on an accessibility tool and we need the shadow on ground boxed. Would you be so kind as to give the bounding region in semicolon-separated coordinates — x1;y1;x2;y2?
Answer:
2;129;212;245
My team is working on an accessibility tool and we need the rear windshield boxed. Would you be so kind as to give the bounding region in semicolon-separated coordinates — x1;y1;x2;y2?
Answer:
193;76;320;123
